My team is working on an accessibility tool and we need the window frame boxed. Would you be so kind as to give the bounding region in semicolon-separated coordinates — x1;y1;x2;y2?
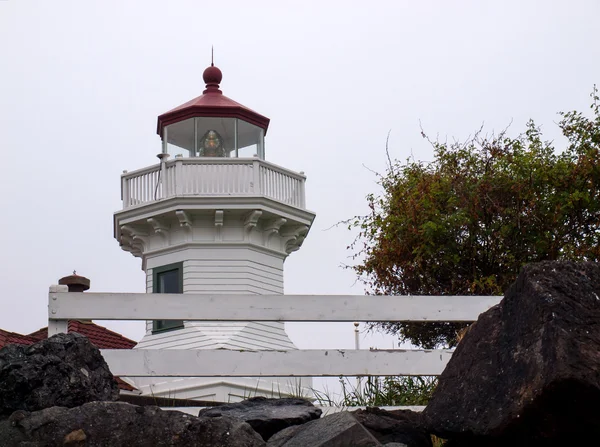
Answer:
152;262;184;333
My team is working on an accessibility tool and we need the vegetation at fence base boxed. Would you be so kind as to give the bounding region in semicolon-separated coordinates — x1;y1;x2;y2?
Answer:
241;379;313;402
313;375;438;408
346;86;600;349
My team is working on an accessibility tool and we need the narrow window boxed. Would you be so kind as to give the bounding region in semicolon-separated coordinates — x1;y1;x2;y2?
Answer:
152;262;184;332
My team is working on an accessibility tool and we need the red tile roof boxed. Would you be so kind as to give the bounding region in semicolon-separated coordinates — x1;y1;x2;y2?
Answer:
1;321;137;391
27;320;137;350
114;377;137;392
0;329;40;348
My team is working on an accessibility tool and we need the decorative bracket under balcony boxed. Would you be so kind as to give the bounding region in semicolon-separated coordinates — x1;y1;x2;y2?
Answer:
283;225;309;254
214;210;224;241
264;218;287;243
244;210;263;235
147;218;169;240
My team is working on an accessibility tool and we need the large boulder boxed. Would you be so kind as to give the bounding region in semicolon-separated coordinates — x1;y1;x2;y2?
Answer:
423;261;600;444
266;410;427;446
198;396;322;440
352;407;432;447
267;411;382;447
0;401;265;446
0;332;118;417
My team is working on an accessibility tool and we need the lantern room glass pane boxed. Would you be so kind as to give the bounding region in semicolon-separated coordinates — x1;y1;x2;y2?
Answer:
165;119;194;158
237;119;265;159
195;117;237;157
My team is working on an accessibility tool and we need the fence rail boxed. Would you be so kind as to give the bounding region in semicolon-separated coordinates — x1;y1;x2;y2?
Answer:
101;349;454;377
121;158;306;209
48;288;502;378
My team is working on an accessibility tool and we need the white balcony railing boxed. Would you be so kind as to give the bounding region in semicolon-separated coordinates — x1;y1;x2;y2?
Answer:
121;158;306;210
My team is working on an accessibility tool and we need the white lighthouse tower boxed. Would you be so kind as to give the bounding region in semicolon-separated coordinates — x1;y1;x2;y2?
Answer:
114;62;315;402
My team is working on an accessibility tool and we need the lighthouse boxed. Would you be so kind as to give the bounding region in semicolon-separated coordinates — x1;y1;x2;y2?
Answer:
114;62;315;402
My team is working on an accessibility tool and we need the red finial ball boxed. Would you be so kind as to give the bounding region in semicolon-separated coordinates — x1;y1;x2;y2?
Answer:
203;65;222;87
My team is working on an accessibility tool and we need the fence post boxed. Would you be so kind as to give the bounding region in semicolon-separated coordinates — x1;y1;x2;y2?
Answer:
48;285;69;336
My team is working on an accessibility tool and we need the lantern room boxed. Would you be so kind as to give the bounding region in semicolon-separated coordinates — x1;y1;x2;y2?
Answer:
156;63;270;159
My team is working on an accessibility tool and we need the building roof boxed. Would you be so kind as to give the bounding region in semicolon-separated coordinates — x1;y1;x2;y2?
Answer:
156;63;270;137
1;321;137;391
0;329;39;348
27;320;137;350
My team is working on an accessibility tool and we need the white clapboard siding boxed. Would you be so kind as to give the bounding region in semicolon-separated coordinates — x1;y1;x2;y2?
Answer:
138;321;295;352
226;331;296;350
184;271;284;287
136;256;291;354
182;256;286;350
49;293;502;322
184;279;282;293
184;259;284;277
185;258;284;272
135;327;216;350
243;322;297;345
184;322;296;350
183;258;283;295
102;349;454;377
144;269;153;334
183;265;283;282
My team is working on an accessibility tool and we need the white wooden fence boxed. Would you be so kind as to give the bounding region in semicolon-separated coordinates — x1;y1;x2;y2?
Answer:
48;287;501;378
121;158;306;210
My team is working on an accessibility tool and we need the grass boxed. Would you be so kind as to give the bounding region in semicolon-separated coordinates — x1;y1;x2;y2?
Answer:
432;435;445;447
241;378;313;401
312;375;438;408
239;375;438;407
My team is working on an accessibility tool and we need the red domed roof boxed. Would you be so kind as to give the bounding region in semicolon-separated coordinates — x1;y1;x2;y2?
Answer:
157;64;270;136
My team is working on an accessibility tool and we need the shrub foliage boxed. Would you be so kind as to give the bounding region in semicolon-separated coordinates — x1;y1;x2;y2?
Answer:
348;87;600;348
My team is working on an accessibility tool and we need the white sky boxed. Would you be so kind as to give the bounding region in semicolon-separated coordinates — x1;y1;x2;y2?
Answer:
1;0;599;396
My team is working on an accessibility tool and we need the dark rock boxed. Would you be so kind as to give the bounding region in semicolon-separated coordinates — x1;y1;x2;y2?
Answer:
265;424;302;446
0;332;118;416
0;401;265;446
353;407;432;447
267;411;381;446
198;396;322;440
422;261;600;444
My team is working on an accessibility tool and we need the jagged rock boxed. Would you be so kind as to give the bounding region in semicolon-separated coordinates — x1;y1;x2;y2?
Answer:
352;407;432;447
0;332;118;416
198;396;322;440
267;411;382;446
423;261;600;444
0;401;265;446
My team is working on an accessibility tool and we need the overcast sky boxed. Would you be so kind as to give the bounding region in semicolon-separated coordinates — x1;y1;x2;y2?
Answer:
1;0;599;394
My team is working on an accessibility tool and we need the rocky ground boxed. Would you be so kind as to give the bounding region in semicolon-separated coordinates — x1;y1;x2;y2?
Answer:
0;260;598;446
